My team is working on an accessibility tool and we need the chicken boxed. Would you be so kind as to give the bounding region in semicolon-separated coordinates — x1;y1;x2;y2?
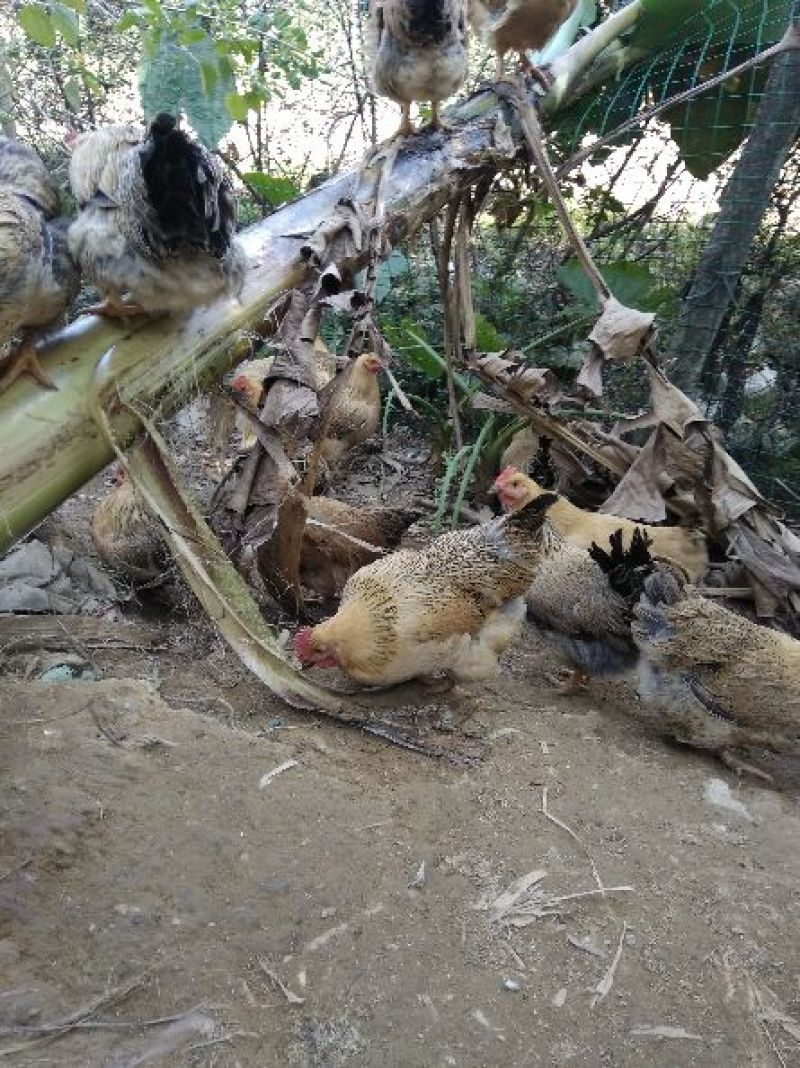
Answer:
0;137;80;394
229;339;336;448
300;496;421;600
228;356;277;449
523;523;639;692
599;542;800;775
366;0;469;136
317;352;385;467
469;0;576;80
495;466;709;582
294;492;557;686
91;465;169;589
68;113;245;320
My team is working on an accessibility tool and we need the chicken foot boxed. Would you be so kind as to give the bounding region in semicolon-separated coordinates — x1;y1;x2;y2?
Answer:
419;671;457;695
0;335;56;394
87;295;148;320
494;51;553;93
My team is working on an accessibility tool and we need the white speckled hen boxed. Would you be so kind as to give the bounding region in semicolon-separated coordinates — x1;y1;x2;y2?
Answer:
367;0;469;136
0;137;79;394
68;114;246;320
294;493;557;686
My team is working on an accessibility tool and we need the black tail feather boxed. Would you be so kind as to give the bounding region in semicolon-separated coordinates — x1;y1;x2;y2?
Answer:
589;527;654;603
405;0;453;44
139;113;235;258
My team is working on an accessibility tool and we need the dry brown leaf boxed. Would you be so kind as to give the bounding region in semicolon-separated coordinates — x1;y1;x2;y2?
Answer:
599;432;669;522
589;296;655;364
256;484;308;614
469;351;562;405
500;426;540;472
576;348;605;397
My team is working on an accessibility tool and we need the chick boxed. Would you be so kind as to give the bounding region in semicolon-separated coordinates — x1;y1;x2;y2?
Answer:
495;466;709;582
0;137;80;393
469;0;576;80
632;567;800;773
68;113;245;320
294;493;557;687
367;0;469;136
317;352;385;467
91;465;169;589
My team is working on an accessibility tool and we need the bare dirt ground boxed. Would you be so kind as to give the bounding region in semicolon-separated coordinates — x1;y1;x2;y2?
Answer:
1;407;799;1067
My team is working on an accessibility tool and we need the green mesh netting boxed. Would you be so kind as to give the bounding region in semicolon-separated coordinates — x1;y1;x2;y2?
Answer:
558;0;794;177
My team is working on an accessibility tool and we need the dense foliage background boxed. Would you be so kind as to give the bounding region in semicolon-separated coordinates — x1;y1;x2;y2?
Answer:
1;0;797;516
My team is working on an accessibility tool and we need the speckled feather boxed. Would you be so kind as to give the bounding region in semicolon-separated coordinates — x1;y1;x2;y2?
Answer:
68;118;245;315
318;355;382;465
304;495;555;684
633;571;800;754
524;523;636;675
366;0;469;107
0;138;79;351
91;477;169;587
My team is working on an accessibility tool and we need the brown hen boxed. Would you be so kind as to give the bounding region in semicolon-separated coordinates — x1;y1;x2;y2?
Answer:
316;352;385;468
300;496;421;600
91;466;169;589
495;466;709;582
469;0;576;79
294;493;557;686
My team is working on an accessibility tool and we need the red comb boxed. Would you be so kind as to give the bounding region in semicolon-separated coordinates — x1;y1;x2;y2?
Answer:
294;627;315;663
494;465;519;487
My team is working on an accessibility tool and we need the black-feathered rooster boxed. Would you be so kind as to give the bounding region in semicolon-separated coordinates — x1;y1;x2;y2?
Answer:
68;114;245;319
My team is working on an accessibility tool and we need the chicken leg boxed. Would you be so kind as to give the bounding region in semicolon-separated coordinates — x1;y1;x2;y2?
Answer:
0;336;56;394
398;103;414;138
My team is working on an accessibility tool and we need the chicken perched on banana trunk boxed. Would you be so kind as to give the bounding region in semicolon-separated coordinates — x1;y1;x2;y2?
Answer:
495;466;709;583
0;137;80;394
68;113;245;320
294;493;557;687
366;0;469;136
468;0;576;80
